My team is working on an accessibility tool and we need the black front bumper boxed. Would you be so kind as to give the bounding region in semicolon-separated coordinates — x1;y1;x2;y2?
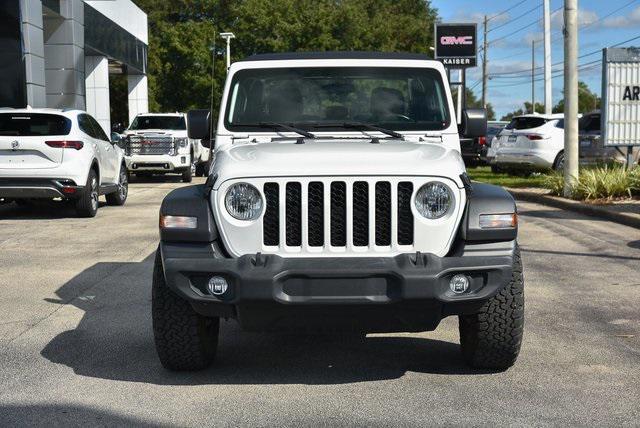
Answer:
160;241;516;333
0;178;83;199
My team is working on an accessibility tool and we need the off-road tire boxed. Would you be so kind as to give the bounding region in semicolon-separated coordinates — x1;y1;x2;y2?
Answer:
75;169;99;218
152;249;219;371
106;165;128;206
459;245;524;370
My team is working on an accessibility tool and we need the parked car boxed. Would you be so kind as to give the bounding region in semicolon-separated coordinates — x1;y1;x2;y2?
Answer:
0;108;128;217
122;113;210;182
578;111;639;167
152;52;524;372
491;112;639;172
490;113;566;172
482;121;509;164
460;121;507;167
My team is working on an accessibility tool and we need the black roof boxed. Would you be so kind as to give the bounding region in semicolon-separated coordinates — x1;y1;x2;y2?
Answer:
239;51;433;62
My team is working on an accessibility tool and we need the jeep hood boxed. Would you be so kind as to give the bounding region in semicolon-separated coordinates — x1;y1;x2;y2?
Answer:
212;139;466;189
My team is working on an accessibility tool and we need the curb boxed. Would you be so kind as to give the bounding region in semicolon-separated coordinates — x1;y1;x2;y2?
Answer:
508;189;640;230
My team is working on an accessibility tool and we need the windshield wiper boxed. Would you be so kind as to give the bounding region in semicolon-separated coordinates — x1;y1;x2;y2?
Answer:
297;122;403;140
258;122;316;139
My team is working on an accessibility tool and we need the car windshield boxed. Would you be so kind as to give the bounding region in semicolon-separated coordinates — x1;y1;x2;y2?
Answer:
505;117;548;130
0;113;71;136
225;67;450;132
129;116;186;130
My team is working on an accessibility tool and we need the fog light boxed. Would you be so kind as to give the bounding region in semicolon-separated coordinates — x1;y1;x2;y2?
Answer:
181;156;186;164
449;274;470;294
208;276;228;296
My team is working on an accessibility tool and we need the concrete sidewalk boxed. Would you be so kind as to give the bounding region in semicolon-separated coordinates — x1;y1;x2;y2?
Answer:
508;187;640;229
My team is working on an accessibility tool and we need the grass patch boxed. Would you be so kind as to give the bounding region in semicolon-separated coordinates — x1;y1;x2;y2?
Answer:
547;166;640;201
467;166;547;188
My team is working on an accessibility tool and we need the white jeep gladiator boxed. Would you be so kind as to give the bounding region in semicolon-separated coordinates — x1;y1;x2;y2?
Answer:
153;52;524;371
123;113;210;182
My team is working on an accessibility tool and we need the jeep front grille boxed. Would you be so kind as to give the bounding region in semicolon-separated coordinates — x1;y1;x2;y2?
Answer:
125;135;177;156
262;180;414;249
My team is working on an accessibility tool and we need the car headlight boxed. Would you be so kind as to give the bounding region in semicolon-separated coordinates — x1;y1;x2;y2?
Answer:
225;183;263;221
176;138;188;148
415;182;454;219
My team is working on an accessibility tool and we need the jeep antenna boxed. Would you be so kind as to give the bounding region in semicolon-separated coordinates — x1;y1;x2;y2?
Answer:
220;32;235;70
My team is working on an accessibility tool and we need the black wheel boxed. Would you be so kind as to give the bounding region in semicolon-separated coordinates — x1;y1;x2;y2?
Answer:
106;165;128;206
182;155;194;183
152;249;219;371
75;169;99;218
459;245;524;370
553;151;565;171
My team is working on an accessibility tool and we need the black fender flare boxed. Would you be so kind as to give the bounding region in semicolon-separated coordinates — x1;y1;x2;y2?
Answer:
462;183;518;242
159;184;218;243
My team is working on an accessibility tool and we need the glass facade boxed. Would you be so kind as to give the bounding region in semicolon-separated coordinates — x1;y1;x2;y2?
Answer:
0;1;27;108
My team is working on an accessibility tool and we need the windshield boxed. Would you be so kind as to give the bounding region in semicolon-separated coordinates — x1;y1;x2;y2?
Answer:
225;67;450;132
129;115;186;131
0;113;71;136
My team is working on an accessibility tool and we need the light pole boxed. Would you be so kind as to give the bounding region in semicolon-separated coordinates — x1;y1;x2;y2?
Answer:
219;32;235;70
563;0;579;197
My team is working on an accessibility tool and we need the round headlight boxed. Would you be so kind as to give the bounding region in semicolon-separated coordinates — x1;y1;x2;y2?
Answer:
225;183;263;221
415;182;454;219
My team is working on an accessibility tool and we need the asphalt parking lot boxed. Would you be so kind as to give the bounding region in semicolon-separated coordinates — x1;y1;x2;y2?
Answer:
0;178;639;427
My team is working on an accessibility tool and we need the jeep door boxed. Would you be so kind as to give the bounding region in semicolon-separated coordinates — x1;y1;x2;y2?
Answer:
0;113;70;170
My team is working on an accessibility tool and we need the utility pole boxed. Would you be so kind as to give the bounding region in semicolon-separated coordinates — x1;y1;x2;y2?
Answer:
482;15;488;108
220;32;235;70
563;0;579;197
543;0;552;114
531;41;535;114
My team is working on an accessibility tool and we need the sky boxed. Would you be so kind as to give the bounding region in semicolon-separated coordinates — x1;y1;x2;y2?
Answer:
434;0;640;119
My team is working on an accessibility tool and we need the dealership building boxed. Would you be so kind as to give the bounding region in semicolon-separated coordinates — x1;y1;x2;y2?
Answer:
0;0;149;134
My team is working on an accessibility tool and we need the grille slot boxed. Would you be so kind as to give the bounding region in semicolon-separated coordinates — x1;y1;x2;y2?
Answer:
307;182;324;246
330;182;347;247
397;182;414;245
285;182;302;247
263;183;280;246
125;136;176;156
352;182;369;246
375;182;392;246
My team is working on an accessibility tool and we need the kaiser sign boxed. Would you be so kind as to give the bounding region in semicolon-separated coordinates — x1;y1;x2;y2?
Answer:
434;23;477;68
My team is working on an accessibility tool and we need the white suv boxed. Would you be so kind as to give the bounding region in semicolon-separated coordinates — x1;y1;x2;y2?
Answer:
0;108;128;217
123;113;210;182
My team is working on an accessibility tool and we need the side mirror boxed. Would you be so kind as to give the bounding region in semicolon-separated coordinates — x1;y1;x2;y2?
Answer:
187;109;211;140
461;108;488;139
201;138;215;149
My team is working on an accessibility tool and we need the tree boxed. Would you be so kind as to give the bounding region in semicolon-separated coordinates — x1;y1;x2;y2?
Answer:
553;81;600;114
500;102;544;121
130;0;439;121
451;87;496;120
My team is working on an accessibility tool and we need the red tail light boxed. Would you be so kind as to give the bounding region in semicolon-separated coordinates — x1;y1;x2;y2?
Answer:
46;140;84;150
478;136;487;146
525;135;544;141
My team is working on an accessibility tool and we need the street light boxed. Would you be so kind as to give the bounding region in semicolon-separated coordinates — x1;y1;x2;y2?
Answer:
219;32;235;70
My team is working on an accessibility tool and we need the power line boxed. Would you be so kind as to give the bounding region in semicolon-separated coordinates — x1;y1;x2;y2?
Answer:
487;5;563;47
487;0;528;23
489;0;639;64
488;60;601;88
487;4;542;33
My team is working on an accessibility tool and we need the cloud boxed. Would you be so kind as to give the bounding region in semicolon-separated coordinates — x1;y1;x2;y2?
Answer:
601;6;640;28
550;8;599;30
450;11;511;25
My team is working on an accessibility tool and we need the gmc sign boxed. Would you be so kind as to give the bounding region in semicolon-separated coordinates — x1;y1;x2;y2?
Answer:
434;23;477;68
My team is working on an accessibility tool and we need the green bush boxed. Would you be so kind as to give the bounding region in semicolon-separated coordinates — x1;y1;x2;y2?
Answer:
544;166;640;200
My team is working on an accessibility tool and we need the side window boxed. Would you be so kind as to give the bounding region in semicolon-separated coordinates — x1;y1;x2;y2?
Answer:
77;114;96;138
555;119;564;129
87;115;109;141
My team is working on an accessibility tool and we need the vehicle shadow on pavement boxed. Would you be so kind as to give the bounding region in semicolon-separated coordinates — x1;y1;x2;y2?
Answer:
0;404;162;427
0;200;107;220
41;253;486;386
